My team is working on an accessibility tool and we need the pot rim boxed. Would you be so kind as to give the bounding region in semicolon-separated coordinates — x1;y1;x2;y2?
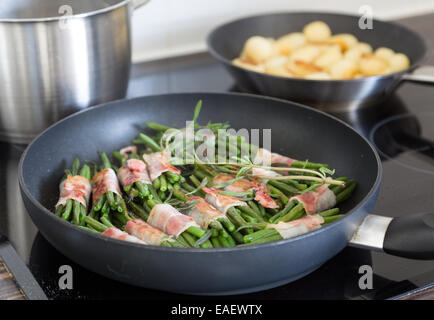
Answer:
0;0;131;23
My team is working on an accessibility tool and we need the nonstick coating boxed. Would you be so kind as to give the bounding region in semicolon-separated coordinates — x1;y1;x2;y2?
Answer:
207;12;427;111
19;93;381;295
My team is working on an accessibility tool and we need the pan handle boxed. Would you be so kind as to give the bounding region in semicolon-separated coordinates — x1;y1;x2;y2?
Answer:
349;213;434;260
401;66;434;84
132;0;151;10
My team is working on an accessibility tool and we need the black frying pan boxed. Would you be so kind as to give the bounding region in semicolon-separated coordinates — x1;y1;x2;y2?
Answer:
18;93;434;295
207;12;434;112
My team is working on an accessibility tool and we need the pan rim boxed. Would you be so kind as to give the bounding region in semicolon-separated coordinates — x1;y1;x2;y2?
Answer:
18;91;382;253
206;11;428;84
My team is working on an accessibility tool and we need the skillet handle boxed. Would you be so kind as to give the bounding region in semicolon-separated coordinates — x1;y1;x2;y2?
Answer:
401;66;434;84
349;213;434;260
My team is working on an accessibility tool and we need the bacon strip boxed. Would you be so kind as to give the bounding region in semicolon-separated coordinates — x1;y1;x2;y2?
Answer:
185;197;226;229
147;204;199;237
253;148;297;167
251;167;280;179
126;219;171;245
142;152;181;181
212;174;279;209
117;159;151;188
92;168;121;204
102;227;147;244
212;173;256;193
56;175;91;209
254;188;280;209
267;214;324;239
202;187;247;214
289;185;336;215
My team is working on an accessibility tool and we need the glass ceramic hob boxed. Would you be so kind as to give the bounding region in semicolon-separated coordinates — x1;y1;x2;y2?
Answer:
1;52;434;300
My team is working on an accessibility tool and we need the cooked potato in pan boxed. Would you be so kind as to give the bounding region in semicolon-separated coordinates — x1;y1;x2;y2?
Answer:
233;21;410;80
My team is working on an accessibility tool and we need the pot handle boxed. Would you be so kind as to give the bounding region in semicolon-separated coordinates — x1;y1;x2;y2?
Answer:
132;0;151;10
401;66;434;84
349;213;434;260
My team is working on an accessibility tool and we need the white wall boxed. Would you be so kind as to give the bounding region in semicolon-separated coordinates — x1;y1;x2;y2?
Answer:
131;0;434;63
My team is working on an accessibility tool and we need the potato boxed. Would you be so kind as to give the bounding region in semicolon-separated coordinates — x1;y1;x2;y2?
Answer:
287;59;322;77
356;42;373;54
242;36;274;64
267;67;294;78
314;46;343;69
304;72;331;80
265;56;288;71
232;58;266;73
303;21;332;42
289;45;321;63
388;53;410;72
330;34;358;51
344;47;363;62
329;59;358;79
274;32;306;55
375;47;395;61
359;55;389;76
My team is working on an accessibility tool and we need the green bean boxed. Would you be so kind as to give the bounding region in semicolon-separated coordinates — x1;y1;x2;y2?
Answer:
291;161;329;169
318;208;340;217
267;185;289;204
100;152;112;169
71;158;80;176
146;122;172;132
55;205;64;217
80;226;99;233
73;200;81;225
148;185;162;203
249;234;283;245
84;216;108;232
177;235;191;247
94;194;105;211
135;181;149;197
128;201;149;220
180;233;196;247
153;176;161;190
181;182;195;193
238;205;265;222
113;151;126;166
277;202;304;223
61;199;73;220
211;237;221;248
219;218;235;232
230;230;245;244
160;174;167;192
269;200;296;223
268;180;299;195
166;171;180;183
106;191;116;209
336;181;357;203
138;133;162;152
244;229;278;243
185;226;206;238
218;236;231;247
100;216;115;228
323;214;344;224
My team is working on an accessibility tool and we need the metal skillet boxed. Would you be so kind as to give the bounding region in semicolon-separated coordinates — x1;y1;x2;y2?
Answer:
18;93;434;295
207;12;434;112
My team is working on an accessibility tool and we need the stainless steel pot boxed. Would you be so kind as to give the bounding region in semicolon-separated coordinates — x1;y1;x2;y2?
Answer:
0;0;149;144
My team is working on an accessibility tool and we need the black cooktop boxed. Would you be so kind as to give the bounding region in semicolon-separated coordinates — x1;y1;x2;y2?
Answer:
1;53;434;300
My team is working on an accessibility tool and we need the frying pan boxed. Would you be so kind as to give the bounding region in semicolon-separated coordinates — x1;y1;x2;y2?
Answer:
18;93;434;295
207;12;434;112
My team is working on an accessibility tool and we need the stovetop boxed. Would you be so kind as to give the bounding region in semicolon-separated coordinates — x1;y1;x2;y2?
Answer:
1;47;434;300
